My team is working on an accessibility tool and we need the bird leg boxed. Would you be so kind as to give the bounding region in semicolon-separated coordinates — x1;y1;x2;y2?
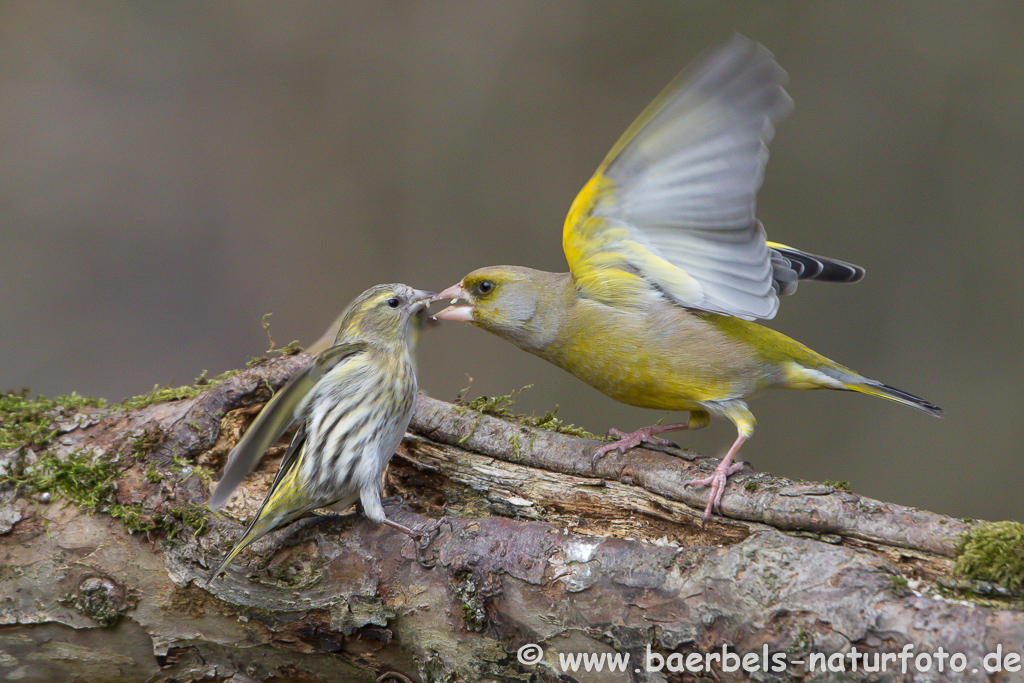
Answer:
685;434;747;520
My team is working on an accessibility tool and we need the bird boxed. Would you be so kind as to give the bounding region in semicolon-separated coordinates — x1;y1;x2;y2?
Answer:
206;284;435;582
432;35;941;520
307;300;438;357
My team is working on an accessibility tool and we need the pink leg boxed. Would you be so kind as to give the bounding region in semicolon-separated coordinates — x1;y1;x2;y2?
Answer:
592;422;692;467
685;434;747;520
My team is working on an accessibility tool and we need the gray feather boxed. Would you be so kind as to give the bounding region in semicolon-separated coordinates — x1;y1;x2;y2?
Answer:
595;35;793;320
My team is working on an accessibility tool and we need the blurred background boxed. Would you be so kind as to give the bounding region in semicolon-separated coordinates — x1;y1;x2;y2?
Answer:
2;2;1021;521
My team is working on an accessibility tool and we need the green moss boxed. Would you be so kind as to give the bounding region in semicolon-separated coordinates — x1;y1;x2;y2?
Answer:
823;480;851;491
0;385;218;541
108;504;159;535
253;312;304;358
521;408;600;440
454;571;488;632
2;449;119;509
889;574;909;593
457;386;531;419
955;521;1024;594
3;355;249;458
165;505;210;538
144;464;163;483
276;340;303;356
130;427;164;460
107;503;208;539
744;481;758;493
455;386;601;440
790;628;811;652
0;389;107;451
118;369;240;411
0;445;209;540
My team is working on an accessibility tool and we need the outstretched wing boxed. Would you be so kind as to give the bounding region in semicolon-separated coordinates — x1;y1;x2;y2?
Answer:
563;35;794;320
207;341;367;509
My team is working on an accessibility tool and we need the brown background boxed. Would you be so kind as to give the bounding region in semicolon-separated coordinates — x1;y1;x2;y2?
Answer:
2;2;1021;520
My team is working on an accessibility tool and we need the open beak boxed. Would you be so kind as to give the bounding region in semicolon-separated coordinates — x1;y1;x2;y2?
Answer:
432;283;475;322
408;289;435;313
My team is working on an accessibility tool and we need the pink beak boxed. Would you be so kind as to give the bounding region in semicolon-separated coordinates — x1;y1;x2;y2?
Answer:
432;283;475;322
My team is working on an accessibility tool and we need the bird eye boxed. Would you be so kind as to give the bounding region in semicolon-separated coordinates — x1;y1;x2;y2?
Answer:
478;280;494;294
386;297;401;308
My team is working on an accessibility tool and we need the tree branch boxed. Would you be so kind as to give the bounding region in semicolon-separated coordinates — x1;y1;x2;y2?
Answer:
1;354;1020;683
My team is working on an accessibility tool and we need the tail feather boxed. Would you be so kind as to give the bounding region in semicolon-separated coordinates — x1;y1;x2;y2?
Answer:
205;514;279;585
768;243;865;296
849;379;942;417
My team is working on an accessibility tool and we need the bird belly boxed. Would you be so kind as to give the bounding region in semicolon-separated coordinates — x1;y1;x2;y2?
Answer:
301;357;416;503
552;348;735;411
538;305;770;411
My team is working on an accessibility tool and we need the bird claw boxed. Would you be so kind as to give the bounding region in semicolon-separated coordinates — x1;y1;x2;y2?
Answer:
409;517;452;568
685;461;745;520
591;424;688;469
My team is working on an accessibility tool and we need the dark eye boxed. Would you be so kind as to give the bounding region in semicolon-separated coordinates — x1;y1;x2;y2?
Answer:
386;297;401;308
478;280;494;294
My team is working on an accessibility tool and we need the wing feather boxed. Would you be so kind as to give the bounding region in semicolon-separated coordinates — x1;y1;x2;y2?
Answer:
207;341;367;510
564;35;792;320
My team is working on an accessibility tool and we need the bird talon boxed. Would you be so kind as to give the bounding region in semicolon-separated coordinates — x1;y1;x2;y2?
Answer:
592;423;692;469
411;517;452;568
686;456;746;520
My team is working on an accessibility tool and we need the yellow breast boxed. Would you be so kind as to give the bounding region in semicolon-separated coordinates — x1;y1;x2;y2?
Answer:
535;297;774;411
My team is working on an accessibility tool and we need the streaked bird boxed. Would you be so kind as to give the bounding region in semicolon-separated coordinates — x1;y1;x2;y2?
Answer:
434;35;941;520
307;302;438;357
207;284;434;581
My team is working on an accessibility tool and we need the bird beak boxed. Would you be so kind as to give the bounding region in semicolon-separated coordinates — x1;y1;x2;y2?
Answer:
432;283;475;322
408;289;435;313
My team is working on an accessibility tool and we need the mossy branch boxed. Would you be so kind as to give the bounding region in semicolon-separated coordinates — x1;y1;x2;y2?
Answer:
1;355;1022;683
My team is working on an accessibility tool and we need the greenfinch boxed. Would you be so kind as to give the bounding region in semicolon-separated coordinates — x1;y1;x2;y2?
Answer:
434;36;941;520
207;284;434;581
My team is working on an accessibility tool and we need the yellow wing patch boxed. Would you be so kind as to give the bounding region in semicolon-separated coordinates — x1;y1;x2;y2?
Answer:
563;173;703;309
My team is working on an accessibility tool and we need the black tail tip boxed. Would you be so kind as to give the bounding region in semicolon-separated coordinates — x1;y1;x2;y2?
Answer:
772;246;866;284
878;382;943;417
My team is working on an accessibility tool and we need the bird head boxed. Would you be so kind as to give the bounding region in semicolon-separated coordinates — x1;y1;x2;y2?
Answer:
335;284;435;346
433;266;564;349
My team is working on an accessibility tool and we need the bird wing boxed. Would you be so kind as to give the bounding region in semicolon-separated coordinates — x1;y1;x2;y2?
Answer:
563;35;793;320
207;341;367;509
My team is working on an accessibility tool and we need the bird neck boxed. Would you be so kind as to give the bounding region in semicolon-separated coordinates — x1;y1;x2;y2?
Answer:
498;271;574;353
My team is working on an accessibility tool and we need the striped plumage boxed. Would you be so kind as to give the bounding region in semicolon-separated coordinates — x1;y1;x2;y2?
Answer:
207;284;433;582
299;348;414;513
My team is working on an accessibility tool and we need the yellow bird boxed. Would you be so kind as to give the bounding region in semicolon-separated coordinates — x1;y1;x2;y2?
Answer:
433;35;941;520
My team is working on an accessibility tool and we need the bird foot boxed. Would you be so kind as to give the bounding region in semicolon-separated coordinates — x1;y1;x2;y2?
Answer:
685;460;745;521
411;517;453;568
591;423;690;468
385;517;452;568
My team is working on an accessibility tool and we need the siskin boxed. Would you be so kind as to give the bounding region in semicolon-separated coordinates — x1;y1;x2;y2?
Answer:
306;299;438;357
434;36;941;520
207;284;434;582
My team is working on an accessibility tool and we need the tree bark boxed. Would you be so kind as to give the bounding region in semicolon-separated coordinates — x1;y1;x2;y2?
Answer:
1;354;1020;683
